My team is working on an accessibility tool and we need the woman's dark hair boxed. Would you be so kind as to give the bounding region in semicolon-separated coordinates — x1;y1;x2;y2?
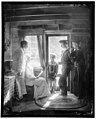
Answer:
20;40;28;48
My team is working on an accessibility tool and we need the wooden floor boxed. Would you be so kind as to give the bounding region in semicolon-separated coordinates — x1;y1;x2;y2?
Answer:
12;91;89;113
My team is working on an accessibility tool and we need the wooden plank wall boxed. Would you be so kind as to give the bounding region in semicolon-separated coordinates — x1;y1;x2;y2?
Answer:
4;3;93;63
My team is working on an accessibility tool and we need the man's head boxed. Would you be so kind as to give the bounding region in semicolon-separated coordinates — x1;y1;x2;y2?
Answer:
59;40;68;49
72;41;80;49
20;40;28;49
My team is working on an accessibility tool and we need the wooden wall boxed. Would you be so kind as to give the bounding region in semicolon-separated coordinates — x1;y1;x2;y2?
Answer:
3;3;93;64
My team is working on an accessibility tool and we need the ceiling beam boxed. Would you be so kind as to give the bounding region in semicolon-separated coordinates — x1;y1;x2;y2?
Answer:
4;4;89;11
4;6;89;17
10;19;90;28
5;14;89;22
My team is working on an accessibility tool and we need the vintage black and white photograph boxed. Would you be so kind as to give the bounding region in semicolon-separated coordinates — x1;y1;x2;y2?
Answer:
1;1;94;117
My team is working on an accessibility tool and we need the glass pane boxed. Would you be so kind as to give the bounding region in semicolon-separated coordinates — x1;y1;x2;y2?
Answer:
25;35;40;67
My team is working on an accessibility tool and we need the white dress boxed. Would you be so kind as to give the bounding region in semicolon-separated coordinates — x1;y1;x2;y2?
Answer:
25;63;50;100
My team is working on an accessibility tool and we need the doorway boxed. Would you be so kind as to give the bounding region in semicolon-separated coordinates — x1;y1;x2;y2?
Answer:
46;33;71;91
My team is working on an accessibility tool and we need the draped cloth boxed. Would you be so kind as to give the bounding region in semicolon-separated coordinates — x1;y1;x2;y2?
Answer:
37;35;46;70
37;35;48;83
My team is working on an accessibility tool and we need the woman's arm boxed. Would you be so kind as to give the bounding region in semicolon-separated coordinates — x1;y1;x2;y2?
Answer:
36;69;43;78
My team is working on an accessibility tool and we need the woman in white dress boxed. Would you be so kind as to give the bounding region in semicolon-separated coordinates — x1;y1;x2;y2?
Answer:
12;40;50;100
25;63;50;100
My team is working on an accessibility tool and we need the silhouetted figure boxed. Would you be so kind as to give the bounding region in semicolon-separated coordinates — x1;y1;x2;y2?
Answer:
59;40;72;96
71;41;85;99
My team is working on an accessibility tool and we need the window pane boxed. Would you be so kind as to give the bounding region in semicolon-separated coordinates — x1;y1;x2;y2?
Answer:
25;35;40;67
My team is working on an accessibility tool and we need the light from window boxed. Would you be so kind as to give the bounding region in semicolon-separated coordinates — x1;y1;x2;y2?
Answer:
25;35;40;67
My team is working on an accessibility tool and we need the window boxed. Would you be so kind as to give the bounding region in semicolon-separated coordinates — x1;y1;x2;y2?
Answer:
25;35;40;67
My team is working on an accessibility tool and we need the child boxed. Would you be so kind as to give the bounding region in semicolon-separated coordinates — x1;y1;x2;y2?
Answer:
48;53;58;93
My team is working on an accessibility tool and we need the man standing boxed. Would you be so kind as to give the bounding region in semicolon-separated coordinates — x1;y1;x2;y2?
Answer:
12;40;28;99
71;41;85;99
59;40;72;96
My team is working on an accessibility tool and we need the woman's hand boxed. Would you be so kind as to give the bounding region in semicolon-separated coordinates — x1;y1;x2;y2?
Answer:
36;76;39;79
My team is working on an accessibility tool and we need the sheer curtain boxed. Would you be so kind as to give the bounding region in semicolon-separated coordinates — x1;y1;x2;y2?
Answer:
37;35;48;79
37;35;46;69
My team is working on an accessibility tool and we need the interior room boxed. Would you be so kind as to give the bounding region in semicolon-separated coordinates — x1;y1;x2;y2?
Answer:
2;2;94;117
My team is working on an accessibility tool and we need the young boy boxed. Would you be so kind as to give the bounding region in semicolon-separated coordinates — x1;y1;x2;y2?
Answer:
48;53;58;93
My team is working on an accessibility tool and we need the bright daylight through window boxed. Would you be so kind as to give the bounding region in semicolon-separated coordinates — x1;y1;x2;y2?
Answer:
25;35;40;68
